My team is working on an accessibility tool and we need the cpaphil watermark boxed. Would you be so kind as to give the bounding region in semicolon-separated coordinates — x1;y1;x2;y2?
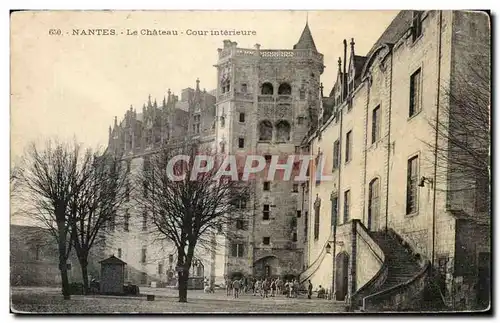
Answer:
165;153;334;182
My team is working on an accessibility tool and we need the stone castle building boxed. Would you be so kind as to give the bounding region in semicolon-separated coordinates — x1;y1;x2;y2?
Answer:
102;11;490;311
212;23;324;279
105;81;223;286
104;22;325;284
300;10;490;311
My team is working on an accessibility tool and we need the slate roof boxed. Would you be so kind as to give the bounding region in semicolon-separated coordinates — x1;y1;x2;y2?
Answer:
99;255;127;265
353;55;368;74
293;23;317;51
365;10;414;58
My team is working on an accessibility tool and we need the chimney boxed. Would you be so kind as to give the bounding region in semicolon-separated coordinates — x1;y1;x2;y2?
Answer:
343;39;347;100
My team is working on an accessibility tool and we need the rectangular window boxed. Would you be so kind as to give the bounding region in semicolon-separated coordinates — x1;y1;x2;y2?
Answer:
299;89;306;100
333;140;340;169
241;83;247;93
412;11;424;41
238;138;245;149
296;210;302;218
142;211;147;231
237;198;247;209
314;203;320;240
297;116;304;125
109;212;116;231
168;254;173;264
158;262;164;275
304;211;309;241
35;245;41;261
345;131;352;163
263;181;270;191
117;248;122;259
125;180;130;202
264;154;272;163
292;184;299;192
409;68;422;117
372;105;381;143
141;272;147;285
295;146;301;153
143;157;151;173
239;112;245;123
124;210;129;232
331;196;338;226
406;156;419;214
292;232;298;242
344;190;351;223
236;219;245;230
263;237;270;245
143;181;149;198
315;155;322;185
231;243;245;257
141;248;147;263
263;204;270;220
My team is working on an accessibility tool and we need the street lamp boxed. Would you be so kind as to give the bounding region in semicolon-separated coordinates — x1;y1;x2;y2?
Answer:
325;243;332;254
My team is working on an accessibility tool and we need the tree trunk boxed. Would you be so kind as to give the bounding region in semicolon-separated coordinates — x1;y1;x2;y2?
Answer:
57;231;71;300
79;257;89;295
59;261;71;300
178;270;189;302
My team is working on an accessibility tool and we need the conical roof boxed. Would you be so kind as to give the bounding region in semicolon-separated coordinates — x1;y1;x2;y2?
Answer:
293;23;317;51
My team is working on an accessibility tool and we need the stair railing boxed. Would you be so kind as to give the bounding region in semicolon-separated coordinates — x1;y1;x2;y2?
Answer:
298;232;333;283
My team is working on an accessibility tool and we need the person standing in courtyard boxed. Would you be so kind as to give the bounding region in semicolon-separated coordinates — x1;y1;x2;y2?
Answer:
232;278;241;298
255;278;262;297
270;279;276;297
276;277;283;296
226;278;232;296
307;280;313;299
262;278;269;298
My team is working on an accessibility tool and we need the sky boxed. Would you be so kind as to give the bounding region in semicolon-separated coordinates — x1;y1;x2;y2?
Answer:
10;10;398;160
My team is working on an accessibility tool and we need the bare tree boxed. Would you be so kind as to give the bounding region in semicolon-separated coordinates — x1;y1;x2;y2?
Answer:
426;49;490;213
135;140;250;302
15;140;90;299
68;150;128;293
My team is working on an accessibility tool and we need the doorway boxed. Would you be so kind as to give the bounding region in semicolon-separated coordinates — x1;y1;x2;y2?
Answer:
335;252;349;301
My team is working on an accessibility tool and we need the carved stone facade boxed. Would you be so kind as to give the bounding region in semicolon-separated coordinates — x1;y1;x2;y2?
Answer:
214;23;324;279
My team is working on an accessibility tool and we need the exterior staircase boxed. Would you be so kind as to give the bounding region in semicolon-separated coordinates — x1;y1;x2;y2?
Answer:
369;231;421;291
357;230;446;312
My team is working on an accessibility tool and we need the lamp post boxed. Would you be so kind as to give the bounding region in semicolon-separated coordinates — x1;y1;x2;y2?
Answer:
330;191;338;301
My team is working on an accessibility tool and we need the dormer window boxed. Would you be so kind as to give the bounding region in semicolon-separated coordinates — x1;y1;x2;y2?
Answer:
412;11;424;42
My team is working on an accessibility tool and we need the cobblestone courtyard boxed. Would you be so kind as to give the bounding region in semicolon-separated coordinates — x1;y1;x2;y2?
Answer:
11;287;348;314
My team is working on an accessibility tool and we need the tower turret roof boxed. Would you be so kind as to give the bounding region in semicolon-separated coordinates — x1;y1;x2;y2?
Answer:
293;22;317;51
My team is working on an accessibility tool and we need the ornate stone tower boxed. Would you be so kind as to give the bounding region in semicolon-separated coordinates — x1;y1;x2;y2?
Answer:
214;22;324;279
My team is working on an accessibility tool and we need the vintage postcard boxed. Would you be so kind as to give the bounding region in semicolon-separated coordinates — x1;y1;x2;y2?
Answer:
10;10;491;314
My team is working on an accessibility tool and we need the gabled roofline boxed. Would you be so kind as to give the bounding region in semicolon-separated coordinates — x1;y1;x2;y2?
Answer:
361;43;394;80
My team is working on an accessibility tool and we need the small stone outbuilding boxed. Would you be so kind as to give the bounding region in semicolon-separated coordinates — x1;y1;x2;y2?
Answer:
100;255;126;294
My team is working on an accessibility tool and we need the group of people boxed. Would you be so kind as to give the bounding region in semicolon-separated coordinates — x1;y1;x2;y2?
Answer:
225;277;307;298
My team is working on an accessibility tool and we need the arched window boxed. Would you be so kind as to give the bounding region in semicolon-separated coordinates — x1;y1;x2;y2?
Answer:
261;82;274;95
275;120;291;142
368;178;380;231
278;82;292;95
259;120;273;141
